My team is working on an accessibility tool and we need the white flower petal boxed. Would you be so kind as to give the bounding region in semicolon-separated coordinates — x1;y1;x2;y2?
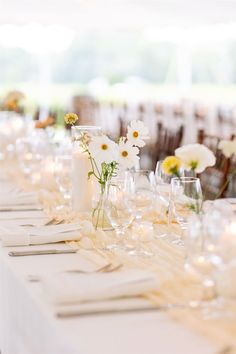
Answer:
127;120;149;147
218;140;236;158
175;143;216;173
118;140;140;169
89;135;118;165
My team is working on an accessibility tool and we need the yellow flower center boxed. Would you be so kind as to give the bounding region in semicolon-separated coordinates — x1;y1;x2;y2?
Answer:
133;131;139;138
101;144;108;150
122;151;128;157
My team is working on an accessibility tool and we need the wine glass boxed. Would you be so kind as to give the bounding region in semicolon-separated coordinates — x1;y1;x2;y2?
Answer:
126;170;156;257
54;155;72;211
171;177;203;233
155;160;185;240
128;170;156;220
104;178;135;250
185;208;236;319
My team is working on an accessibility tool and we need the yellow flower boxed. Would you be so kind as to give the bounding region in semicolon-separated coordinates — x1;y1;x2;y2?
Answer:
64;113;79;125
162;156;181;175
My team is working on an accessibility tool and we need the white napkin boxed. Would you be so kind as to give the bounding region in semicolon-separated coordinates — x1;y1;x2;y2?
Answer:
0;210;47;220
43;270;159;305
0;222;82;246
0;191;39;208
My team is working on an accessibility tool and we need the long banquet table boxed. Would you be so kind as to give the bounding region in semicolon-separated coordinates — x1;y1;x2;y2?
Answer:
0;163;236;354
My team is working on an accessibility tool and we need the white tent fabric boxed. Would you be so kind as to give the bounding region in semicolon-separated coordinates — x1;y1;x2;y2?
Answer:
1;0;236;29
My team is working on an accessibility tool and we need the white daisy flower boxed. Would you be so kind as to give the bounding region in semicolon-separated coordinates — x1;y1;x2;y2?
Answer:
118;139;140;169
89;135;118;165
175;143;216;173
218;140;236;158
127;120;149;147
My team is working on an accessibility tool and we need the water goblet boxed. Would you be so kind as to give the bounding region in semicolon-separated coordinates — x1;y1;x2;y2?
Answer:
126;170;156;256
129;170;156;220
54;155;72;211
171;177;203;241
104;178;135;251
155;160;185;240
185;209;236;319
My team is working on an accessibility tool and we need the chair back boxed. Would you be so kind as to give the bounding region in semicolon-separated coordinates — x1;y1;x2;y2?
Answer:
197;129;234;199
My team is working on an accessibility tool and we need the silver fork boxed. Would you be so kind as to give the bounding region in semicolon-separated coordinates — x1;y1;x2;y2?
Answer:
22;218;65;227
45;218;65;226
65;263;123;274
27;263;123;282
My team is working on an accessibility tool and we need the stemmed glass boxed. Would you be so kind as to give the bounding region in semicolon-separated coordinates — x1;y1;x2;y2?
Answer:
126;170;156;256
155;160;184;240
104;177;135;250
171;177;203;243
185;205;236;318
54;155;72;212
129;170;156;220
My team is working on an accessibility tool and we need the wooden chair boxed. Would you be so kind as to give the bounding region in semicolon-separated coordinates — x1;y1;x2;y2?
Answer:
197;129;234;199
151;122;184;168
217;106;236;137
194;105;208;128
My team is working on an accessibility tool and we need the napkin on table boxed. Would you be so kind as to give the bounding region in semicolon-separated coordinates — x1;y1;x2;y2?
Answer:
0;210;47;221
0;222;82;246
43;270;159;305
0;190;39;208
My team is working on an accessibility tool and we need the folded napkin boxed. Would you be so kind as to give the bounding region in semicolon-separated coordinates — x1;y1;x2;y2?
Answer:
0;183;22;196
0;191;39;208
0;210;47;221
43;270;159;305
0;222;82;246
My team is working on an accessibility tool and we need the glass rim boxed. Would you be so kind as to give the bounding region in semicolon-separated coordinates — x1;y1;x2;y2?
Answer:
171;177;200;183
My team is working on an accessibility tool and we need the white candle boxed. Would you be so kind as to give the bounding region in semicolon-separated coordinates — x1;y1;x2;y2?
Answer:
72;147;98;212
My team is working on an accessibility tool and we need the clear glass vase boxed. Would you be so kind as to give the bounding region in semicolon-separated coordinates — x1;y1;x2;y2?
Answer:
71;126;102;213
91;187;112;230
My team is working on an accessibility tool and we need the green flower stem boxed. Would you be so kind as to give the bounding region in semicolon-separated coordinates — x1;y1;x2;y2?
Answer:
215;168;236;199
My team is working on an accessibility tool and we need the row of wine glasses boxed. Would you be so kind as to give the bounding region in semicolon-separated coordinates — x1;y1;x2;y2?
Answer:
103;166;203;254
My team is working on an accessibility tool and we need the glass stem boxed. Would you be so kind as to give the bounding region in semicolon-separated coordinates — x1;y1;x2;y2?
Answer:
202;277;217;302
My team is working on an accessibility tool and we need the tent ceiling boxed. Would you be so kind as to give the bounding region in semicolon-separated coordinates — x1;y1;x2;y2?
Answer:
1;0;236;29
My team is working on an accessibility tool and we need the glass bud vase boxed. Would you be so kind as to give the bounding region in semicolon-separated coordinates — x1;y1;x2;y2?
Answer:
71;125;102;212
91;185;112;230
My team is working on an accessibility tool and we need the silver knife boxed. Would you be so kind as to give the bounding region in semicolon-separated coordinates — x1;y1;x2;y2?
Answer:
8;249;77;257
0;207;43;212
56;305;173;318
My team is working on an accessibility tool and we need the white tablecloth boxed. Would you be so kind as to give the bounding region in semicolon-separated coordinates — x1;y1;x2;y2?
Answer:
0;243;217;354
0;167;228;354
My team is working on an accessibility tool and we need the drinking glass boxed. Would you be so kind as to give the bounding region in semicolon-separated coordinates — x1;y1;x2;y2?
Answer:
171;177;203;232
128;170;156;220
126;170;156;257
155;160;184;240
185;209;236;318
105;178;135;250
54;155;72;211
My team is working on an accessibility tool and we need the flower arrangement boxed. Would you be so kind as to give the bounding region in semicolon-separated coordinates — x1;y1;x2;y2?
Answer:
65;113;148;186
1;91;25;113
162;143;216;176
162;144;216;214
35;116;55;129
64;113;149;228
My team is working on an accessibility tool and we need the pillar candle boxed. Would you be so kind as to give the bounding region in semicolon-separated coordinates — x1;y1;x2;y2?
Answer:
72;147;98;212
